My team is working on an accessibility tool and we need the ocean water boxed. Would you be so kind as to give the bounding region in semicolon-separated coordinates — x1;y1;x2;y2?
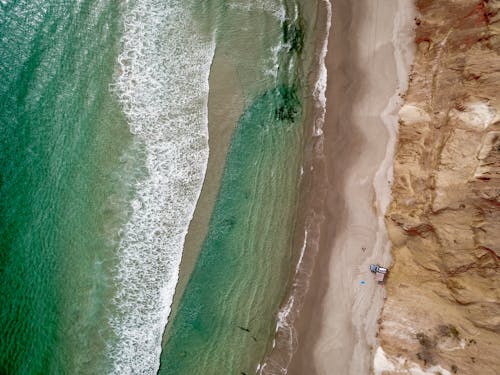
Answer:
0;1;131;373
158;1;310;374
0;0;315;374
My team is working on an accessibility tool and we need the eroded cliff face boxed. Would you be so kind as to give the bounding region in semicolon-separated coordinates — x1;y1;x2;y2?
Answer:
377;1;500;374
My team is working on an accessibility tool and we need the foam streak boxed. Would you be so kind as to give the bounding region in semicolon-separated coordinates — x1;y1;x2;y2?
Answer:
109;1;215;374
312;0;332;138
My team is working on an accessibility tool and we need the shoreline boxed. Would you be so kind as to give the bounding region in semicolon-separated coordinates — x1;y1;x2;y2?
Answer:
285;0;416;374
257;0;332;373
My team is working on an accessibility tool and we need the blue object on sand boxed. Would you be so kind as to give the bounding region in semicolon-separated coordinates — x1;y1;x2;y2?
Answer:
360;280;366;285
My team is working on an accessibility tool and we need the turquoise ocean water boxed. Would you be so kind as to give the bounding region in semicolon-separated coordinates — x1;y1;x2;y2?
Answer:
1;2;132;373
0;0;317;374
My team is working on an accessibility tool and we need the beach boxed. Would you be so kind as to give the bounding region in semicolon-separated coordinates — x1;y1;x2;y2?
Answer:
0;0;416;373
286;1;416;374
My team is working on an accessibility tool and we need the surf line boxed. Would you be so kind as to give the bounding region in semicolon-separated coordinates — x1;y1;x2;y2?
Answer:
257;0;332;373
109;1;216;374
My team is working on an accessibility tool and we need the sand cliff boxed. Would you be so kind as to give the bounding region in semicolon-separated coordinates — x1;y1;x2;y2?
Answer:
376;1;500;374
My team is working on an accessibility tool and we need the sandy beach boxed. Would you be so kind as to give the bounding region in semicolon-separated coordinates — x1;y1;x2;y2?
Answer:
287;1;416;374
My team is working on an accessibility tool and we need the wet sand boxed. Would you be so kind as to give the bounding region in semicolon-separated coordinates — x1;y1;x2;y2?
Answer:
287;1;416;374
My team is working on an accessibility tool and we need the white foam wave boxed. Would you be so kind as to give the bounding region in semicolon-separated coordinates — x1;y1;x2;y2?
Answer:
258;230;308;375
227;0;286;21
274;228;307;334
312;0;332;137
108;1;215;374
264;43;283;79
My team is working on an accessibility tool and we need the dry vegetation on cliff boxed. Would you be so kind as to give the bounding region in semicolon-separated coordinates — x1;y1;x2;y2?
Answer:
377;0;500;374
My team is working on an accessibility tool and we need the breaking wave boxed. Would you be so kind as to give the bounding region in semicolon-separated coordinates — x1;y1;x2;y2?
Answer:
109;1;215;373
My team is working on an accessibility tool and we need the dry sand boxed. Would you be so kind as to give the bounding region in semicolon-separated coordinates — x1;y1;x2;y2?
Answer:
288;1;416;374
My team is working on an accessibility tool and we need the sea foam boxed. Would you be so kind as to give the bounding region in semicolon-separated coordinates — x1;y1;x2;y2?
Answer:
312;0;331;137
109;1;215;374
258;1;332;374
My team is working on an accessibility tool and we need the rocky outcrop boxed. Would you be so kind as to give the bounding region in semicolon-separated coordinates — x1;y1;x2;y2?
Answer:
377;1;500;374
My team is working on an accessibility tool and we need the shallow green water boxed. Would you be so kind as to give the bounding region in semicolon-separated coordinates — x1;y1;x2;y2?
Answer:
158;2;308;373
159;86;303;375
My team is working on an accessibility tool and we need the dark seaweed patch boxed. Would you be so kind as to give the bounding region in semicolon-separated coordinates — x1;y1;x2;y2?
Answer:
243;84;301;129
282;18;304;54
274;84;300;122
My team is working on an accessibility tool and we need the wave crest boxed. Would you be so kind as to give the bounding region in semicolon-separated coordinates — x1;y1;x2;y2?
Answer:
109;1;215;374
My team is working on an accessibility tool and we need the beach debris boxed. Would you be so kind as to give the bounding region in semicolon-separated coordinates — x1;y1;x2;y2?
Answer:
362;247;366;252
360;280;366;285
237;326;250;333
369;264;389;284
237;325;257;342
